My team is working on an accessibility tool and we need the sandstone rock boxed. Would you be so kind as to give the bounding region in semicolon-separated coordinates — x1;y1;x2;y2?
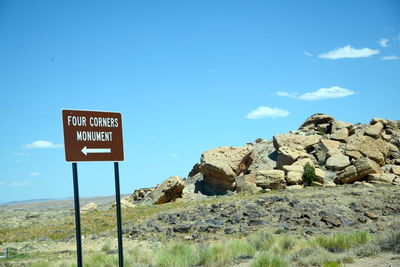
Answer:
188;145;253;191
326;154;350;171
286;171;303;185
392;166;400;175
273;133;321;151
331;120;353;131
131;187;155;201
345;150;363;160
299;113;334;130
255;170;286;189
314;168;326;184
368;173;396;184
236;174;260;194
276;147;309;169
365;122;384;139
247;140;277;173
312;181;323;187
338;157;381;183
152;176;185;204
282;165;303;172
330;128;349;142
346;135;391;166
81;202;98;213
112;198;135;209
371;118;387;126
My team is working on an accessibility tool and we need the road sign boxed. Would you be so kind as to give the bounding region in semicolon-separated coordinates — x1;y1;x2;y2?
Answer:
62;109;124;162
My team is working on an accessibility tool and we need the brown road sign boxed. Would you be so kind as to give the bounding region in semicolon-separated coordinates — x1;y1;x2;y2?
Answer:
62;109;124;162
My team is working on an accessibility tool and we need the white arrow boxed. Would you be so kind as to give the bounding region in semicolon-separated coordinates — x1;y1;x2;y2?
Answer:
81;146;111;155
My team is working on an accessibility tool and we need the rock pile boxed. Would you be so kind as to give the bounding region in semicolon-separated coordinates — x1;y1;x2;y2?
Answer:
128;113;400;205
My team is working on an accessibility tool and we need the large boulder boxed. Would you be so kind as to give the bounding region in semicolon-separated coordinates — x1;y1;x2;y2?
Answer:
299;113;334;130
81;202;98;213
314;139;341;163
364;122;384;139
326;154;351;171
188;145;253;191
130;187;155;201
338;157;381;183
273;133;321;151
247;140;277;173
236;174;260;194
346;136;392;166
276;147;309;169
367;173;397;184
330;128;349;143
151;176;185;204
255;170;286;189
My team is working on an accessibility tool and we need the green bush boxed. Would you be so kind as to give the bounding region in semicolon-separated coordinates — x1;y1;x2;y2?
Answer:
155;242;199;267
251;252;288;267
302;163;315;186
315;231;370;253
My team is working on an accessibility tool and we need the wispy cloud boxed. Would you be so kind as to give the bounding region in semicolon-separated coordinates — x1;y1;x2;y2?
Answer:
0;181;3;185
10;180;31;187
381;55;399;61
169;153;179;158
318;45;379;59
13;152;30;156
29;172;40;176
276;86;354;101
24;140;63;149
246;107;290;119
378;38;389;47
304;51;312;57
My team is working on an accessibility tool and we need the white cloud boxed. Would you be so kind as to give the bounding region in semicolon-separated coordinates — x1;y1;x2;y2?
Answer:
275;91;298;98
379;38;389;47
13;152;30;156
381;55;399;61
276;86;354;101
24;140;63;149
169;153;179;158
304;51;312;57
245;107;290;119
30;172;40;176
318;45;379;59
10;180;31;187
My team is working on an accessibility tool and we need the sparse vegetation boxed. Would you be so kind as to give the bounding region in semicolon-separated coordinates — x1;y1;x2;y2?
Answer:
302;162;316;186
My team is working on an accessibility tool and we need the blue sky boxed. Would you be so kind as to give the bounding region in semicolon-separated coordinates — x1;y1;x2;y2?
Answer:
0;0;399;203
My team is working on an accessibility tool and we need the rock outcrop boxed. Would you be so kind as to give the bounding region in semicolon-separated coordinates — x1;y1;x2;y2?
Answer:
130;113;400;205
151;176;185;204
81;202;98;213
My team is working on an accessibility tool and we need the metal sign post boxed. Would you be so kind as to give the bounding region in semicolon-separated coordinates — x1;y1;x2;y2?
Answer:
114;162;123;266
72;163;83;267
62;109;125;267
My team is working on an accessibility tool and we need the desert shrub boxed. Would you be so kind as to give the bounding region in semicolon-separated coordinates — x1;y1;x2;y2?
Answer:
155;242;199;267
226;239;256;259
247;231;275;251
302;163;315;186
198;243;229;267
354;241;381;257
101;241;112;252
251;252;288;267
291;247;353;266
377;231;400;253
315;231;370;253
277;235;296;251
84;252;119;266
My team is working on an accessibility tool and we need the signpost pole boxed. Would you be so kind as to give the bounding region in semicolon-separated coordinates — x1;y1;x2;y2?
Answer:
72;163;83;267
114;162;124;267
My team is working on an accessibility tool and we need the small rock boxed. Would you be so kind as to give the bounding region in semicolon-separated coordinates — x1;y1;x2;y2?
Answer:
364;211;379;220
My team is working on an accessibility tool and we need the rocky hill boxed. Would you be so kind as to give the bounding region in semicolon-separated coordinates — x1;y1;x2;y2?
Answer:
128;113;400;205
